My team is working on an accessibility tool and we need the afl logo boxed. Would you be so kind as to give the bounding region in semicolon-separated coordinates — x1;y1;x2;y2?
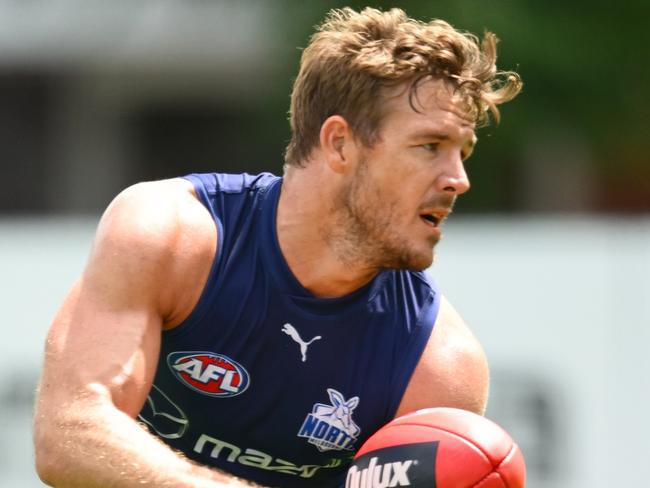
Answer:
167;351;250;398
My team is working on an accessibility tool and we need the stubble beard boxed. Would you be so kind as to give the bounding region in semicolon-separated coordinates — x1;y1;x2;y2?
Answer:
324;159;439;272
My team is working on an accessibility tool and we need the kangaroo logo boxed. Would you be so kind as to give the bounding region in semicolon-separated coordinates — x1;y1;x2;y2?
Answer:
282;323;322;362
298;388;361;452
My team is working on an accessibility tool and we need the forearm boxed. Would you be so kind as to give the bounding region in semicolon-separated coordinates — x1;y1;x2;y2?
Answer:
35;399;261;488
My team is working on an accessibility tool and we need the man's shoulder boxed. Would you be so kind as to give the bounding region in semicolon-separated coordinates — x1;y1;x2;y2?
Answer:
95;178;216;264
89;178;218;326
108;177;208;228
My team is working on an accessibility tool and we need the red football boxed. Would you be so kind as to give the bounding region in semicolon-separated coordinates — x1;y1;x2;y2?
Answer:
346;408;525;488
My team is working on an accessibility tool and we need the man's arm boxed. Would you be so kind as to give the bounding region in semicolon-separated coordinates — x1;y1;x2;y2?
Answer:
33;179;261;487
396;295;490;417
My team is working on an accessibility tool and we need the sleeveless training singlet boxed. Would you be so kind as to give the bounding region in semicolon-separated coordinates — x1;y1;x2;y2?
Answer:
138;172;441;487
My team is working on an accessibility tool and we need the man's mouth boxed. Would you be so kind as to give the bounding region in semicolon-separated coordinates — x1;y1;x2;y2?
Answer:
421;214;440;226
419;210;448;227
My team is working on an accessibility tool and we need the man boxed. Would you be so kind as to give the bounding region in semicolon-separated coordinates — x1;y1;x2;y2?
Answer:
34;7;521;488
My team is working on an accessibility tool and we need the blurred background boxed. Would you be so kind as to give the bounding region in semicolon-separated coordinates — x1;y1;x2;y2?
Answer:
1;0;648;486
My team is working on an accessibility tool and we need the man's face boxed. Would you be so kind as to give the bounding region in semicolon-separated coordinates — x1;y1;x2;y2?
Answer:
333;79;476;271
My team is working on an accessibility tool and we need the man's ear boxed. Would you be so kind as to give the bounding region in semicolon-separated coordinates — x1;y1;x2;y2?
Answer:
319;115;357;173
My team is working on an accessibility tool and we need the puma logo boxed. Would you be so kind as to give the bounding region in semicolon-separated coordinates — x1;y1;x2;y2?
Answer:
281;323;322;362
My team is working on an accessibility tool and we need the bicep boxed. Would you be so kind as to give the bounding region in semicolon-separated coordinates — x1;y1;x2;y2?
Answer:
41;275;162;417
434;296;489;414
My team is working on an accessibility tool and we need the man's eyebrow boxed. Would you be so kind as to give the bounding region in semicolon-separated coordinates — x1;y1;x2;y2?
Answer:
412;131;478;147
411;130;450;140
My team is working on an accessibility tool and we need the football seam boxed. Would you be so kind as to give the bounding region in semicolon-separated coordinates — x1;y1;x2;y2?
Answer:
383;420;503;466
381;421;516;486
470;442;518;488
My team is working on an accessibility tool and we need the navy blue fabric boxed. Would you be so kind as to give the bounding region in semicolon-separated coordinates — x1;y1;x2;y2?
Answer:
138;172;441;487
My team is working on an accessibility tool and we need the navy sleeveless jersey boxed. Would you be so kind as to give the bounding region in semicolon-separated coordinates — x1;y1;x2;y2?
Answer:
138;172;441;487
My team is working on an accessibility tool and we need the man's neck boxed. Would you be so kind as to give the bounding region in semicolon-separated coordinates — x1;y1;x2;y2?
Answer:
277;166;379;298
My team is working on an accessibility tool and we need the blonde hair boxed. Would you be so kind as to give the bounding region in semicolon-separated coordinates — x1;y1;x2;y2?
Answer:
284;7;522;167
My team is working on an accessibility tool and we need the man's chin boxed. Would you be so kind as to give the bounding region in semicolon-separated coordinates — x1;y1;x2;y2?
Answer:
402;248;435;272
374;240;435;271
413;256;434;271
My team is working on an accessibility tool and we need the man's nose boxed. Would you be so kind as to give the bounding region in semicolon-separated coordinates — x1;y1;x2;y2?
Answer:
436;154;470;195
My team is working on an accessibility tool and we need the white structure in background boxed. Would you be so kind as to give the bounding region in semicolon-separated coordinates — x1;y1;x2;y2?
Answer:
0;1;277;69
2;216;649;487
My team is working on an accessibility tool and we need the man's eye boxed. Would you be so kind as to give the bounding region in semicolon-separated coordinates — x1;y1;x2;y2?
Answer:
422;143;439;153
